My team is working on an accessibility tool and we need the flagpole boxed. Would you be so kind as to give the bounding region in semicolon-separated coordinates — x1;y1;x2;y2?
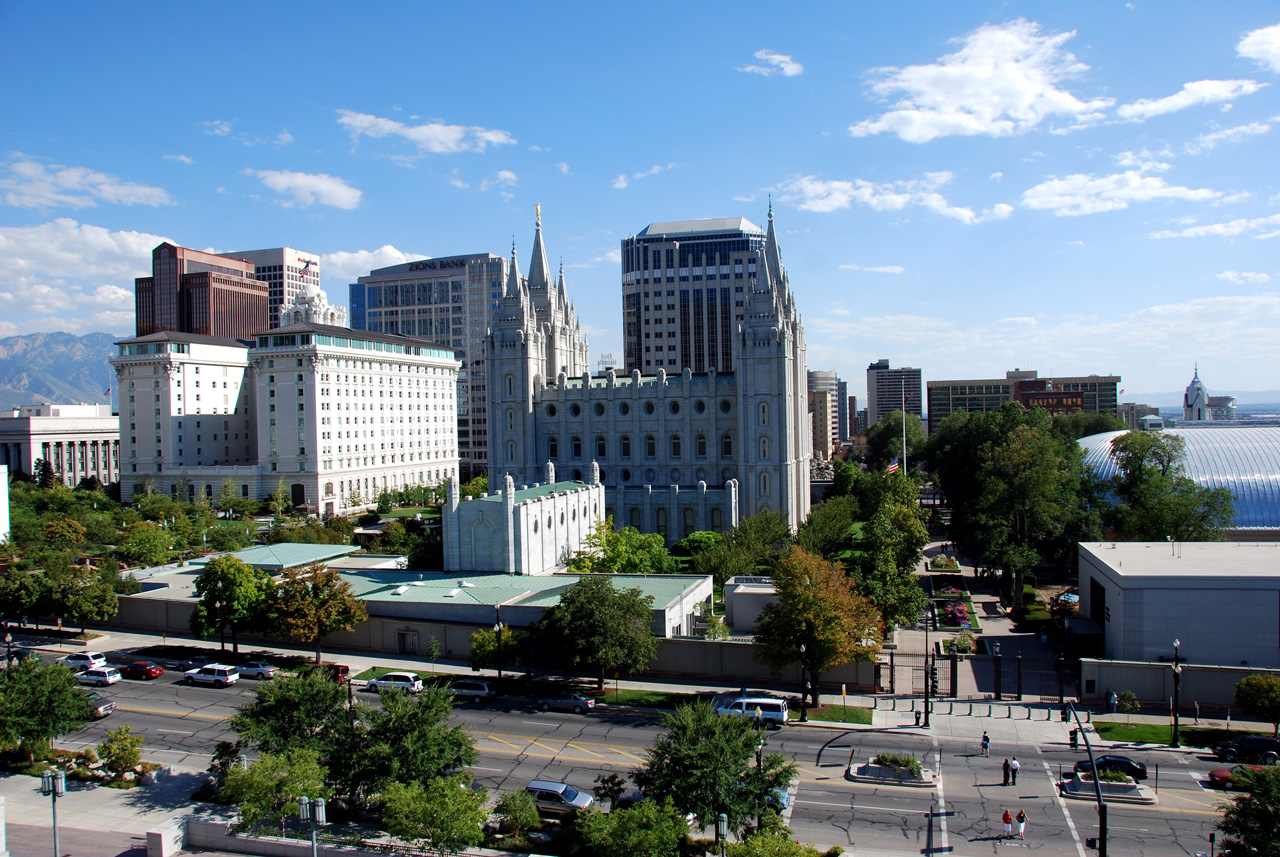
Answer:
901;377;907;474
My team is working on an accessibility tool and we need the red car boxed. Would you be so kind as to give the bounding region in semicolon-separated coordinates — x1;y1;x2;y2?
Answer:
120;660;165;680
1209;764;1264;790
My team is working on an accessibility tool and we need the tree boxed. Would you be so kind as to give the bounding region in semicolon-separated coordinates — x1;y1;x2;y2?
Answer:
538;576;657;690
269;563;368;663
1108;430;1235;541
575;798;689;857
569;517;678;575
230;670;351;757
0;562;44;623
671;530;723;558
381;776;488;857
191;555;273;654
795;495;858;561
0;658;90;760
346;686;477;799
727;832;825;857
34;458;57;490
592;773;629;810
468;624;523;674
493;789;541;840
822;456;857;501
267;479;289;518
864;410;926;473
1235;675;1280;737
633;700;798;834
851;474;928;631
118;521;172;567
1217;766;1280;856
48;558;118;633
753;547;882;707
223;748;328;837
44;518;86;550
460;475;488;499
692;510;791;588
97;724;144;773
1116;690;1141;724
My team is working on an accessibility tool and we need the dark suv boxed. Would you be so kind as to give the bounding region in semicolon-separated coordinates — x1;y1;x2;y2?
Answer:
1212;736;1280;764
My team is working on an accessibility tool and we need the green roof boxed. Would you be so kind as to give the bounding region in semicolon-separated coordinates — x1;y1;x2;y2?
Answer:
478;480;592;503
192;543;359;572
342;570;704;609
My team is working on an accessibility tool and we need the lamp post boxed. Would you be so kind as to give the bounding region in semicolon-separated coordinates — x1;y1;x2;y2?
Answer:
5;631;11;664
716;811;728;857
1171;638;1183;749
41;769;65;857
922;602;932;729
493;606;504;683
798;643;809;722
299;796;326;857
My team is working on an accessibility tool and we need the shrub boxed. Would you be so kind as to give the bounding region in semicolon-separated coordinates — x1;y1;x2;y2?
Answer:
493;788;540;838
356;511;381;527
947;631;977;654
930;555;959;570
97;725;143;774
873;752;922;778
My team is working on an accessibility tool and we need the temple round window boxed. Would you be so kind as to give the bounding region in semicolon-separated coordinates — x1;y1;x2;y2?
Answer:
695;399;706;413
571;404;581;417
644;402;655;415
594;403;605;416
720;399;732;413
619;402;630;415
621;469;631;482
547;405;557;417
670;401;680;415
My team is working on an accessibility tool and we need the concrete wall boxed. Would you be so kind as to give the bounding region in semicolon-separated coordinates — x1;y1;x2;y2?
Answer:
1080;658;1280;709
182;818;374;857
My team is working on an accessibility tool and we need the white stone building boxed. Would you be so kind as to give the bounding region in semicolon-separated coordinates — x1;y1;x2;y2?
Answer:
111;312;460;515
0;404;120;486
489;210;809;543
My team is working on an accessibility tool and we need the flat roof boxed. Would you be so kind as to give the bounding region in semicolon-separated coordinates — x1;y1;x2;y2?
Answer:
190;543;359;572
637;217;763;238
1080;541;1280;577
478;480;593;504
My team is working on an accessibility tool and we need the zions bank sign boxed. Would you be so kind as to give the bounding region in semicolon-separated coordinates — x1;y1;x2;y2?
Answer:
407;259;467;272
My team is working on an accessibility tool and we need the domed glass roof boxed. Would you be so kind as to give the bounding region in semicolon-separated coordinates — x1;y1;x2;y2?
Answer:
1079;427;1280;529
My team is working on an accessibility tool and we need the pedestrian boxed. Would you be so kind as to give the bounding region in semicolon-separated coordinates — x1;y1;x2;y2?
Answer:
1002;758;1011;786
1010;756;1020;785
1002;809;1013;838
981;731;990;757
1108;690;1118;714
1016;809;1027;839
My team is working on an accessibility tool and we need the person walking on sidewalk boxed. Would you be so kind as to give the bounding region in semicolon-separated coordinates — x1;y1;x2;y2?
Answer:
1010;756;1020;785
981;731;990;757
1002;758;1011;786
1002;809;1013;838
1016;809;1027;839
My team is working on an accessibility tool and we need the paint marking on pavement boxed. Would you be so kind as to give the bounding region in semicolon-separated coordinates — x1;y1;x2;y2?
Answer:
609;747;647;763
566;742;609;759
156;729;192;735
795;800;932;814
483;735;527;752
468;766;505;772
527;739;563;754
934;746;950;854
1042;760;1087;857
116;705;226;721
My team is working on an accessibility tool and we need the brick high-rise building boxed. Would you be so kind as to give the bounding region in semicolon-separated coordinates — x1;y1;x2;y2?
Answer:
135;243;268;341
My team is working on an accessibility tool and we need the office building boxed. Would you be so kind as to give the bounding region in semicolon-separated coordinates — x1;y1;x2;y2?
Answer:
0;404;119;486
866;359;923;427
807;370;840;454
220;248;324;330
810;389;834;461
350;253;509;482
926;369;1120;434
1119;402;1161;431
492;209;810;543
135;243;269;341
837;381;850;443
111;284;459;516
847;394;858;439
621;214;783;373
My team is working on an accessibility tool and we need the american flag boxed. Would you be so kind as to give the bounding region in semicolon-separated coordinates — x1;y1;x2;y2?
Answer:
885;456;900;475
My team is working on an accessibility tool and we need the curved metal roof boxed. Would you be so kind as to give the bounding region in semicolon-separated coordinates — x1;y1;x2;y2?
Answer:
1079;427;1280;529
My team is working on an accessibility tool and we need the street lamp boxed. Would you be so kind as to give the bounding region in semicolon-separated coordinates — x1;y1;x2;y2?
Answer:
716;811;728;857
922;602;932;729
299;796;326;857
1171;638;1183;749
493;606;504;683
41;769;65;857
799;643;808;722
5;631;11;664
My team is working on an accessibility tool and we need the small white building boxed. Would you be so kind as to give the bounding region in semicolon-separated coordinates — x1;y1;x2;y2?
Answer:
441;463;606;576
1079;541;1280;669
0;404;119;486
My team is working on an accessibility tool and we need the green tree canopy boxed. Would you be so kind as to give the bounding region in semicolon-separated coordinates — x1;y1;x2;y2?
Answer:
0;658;91;760
1217;766;1280;856
1235;674;1280;737
864;410;926;474
230;670;352;757
223;748;328;838
795;495;859;561
118;521;172;567
671;530;723;558
381;776;488;857
1108;430;1235;541
692;510;792;588
574;797;689;857
467;624;523;675
191;555;274;653
851;474;929;628
569;516;678;575
754;547;882;706
269;563;368;663
633;700;797;834
538;575;657;689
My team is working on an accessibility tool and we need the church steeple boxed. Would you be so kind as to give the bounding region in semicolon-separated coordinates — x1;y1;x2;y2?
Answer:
505;238;522;298
527;207;552;292
764;196;784;286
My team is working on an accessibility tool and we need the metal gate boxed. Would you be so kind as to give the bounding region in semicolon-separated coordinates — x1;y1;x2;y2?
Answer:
888;651;955;698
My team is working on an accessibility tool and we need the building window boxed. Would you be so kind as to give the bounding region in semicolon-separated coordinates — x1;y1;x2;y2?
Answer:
549;436;558;458
696;434;707;457
760;402;769;425
506;409;514;431
670;435;681;457
645;435;656;458
655;507;667;539
630;507;642;528
506;374;514;396
620;435;631;458
711;507;723;532
721;434;733;457
572;436;582;458
683;508;695;537
596;436;606;458
507;441;515;462
761;437;769;459
760;471;770;496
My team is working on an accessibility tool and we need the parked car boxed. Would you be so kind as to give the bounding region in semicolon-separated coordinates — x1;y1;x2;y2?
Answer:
538;693;595;714
77;666;122;687
1212;735;1280;765
716;696;789;729
303;663;350;683
83;690;115;719
8;648;41;665
179;655;216;673
450;679;495;703
120;660;164;680
60;651;107;671
1074;755;1148;781
524;780;593;817
1209;764;1265;790
184;664;240;688
366;671;424;694
237;661;279;680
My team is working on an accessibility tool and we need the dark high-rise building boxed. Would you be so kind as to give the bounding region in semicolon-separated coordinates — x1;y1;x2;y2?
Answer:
134;243;268;341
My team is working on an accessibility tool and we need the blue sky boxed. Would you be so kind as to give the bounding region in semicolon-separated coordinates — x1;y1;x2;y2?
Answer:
2;2;1279;400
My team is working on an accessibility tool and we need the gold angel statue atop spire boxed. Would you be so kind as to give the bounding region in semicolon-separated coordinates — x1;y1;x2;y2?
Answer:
534;202;541;225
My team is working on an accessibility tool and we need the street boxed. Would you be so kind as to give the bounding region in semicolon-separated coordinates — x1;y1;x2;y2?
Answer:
52;672;1227;855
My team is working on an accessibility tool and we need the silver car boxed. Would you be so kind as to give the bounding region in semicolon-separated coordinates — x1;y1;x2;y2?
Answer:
237;661;279;680
525;780;593;817
184;664;240;688
366;671;423;694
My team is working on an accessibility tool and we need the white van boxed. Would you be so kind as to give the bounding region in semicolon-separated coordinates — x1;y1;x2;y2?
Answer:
716;696;788;728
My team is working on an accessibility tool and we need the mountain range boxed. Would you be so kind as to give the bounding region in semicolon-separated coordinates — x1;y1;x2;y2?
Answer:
0;332;117;409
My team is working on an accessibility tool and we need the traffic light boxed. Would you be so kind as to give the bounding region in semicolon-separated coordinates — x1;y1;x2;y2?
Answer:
929;665;939;695
1061;706;1070;722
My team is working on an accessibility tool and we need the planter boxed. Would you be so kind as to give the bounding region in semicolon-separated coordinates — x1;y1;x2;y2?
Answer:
1060;774;1157;804
847;758;937;788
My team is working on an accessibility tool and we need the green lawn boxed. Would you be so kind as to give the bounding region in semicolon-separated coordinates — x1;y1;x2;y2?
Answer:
129;644;309;670
1094;722;1272;746
383;506;441;519
600;688;697;709
803;705;873;725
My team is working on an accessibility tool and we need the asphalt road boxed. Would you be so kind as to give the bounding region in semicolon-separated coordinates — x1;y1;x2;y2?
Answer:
59;673;1227;856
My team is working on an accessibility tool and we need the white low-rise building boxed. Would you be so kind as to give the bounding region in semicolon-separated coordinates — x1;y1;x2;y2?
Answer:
0;403;119;486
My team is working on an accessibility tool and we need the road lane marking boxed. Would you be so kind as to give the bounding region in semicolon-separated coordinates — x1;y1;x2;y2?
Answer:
527;739;564;754
1042;760;1086;857
116;705;227;721
566;742;610;759
484;735;527;751
157;729;192;734
468;766;505;772
794;800;932;814
935;747;950;854
610;747;647;762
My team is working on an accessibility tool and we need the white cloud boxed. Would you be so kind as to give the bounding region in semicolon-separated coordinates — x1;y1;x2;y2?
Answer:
320;245;428;281
164;154;193;165
276;129;295;146
203;119;232;136
479;169;517;191
244;169;362;209
566;248;623;269
556;162;570;175
1;159;172;209
849;19;1113;143
839;263;906;274
1117;79;1265;120
447;168;469;189
989;172;1004;181
1185;120;1271;154
1150;212;1280;238
1238;23;1280;72
1218;270;1271;284
336;109;516;155
612;163;679;189
612;174;628;189
1021;151;1222;215
739;48;804;77
0;219;165;285
779;171;1014;224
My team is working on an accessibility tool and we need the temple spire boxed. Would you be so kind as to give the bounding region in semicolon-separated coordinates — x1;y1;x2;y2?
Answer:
764;203;784;285
505;238;522;298
527;207;552;292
